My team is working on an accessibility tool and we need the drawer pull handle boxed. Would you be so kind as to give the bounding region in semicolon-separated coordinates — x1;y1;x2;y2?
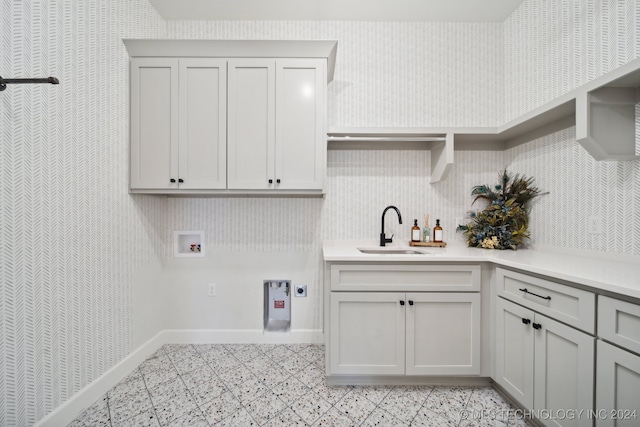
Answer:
408;300;414;306
532;323;542;330
399;300;405;306
522;318;531;325
519;288;551;301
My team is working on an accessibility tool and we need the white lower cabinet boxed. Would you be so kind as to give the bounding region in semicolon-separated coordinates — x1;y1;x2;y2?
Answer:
596;340;640;427
329;292;480;376
495;297;594;427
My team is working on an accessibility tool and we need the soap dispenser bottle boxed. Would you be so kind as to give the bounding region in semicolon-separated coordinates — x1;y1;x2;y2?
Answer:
433;219;443;242
411;219;421;243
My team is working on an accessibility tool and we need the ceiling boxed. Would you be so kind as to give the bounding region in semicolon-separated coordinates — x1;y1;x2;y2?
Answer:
149;0;525;22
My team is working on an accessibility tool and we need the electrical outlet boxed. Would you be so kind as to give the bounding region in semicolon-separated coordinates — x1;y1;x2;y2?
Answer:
294;285;307;297
587;216;601;234
208;283;216;296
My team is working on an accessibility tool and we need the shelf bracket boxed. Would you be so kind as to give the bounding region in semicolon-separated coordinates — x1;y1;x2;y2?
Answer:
430;133;454;183
576;87;640;161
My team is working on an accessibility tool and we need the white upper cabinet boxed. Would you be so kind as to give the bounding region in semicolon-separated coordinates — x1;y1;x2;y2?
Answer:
130;58;179;190
130;58;227;191
227;59;276;190
228;58;326;191
275;59;325;190
125;39;336;195
179;59;227;190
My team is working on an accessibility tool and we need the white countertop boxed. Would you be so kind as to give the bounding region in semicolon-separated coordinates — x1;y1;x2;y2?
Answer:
323;240;640;300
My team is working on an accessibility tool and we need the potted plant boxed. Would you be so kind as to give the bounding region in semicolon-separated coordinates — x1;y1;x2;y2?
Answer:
460;170;547;250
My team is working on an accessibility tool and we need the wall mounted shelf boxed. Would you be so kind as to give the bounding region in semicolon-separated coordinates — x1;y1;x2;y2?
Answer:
328;57;640;182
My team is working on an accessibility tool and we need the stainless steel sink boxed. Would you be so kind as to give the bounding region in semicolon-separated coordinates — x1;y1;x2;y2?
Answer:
358;248;429;255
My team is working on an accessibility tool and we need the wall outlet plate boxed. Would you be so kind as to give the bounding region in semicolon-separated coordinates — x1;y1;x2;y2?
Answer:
294;285;307;297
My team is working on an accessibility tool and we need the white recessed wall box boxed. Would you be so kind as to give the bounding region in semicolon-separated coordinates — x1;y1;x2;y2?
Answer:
174;230;205;257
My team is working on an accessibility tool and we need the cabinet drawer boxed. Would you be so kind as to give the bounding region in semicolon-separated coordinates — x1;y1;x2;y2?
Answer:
598;296;640;355
496;268;595;333
330;264;480;292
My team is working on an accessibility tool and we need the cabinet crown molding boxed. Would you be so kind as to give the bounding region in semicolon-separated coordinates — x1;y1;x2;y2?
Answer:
123;39;338;83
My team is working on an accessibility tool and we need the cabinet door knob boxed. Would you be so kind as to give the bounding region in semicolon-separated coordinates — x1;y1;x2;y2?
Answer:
522;318;531;325
532;323;542;330
276;178;281;184
170;178;176;183
178;178;184;183
399;300;405;306
268;179;273;184
408;300;414;306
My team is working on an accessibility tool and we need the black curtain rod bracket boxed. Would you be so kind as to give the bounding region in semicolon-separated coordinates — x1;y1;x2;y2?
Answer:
0;76;60;91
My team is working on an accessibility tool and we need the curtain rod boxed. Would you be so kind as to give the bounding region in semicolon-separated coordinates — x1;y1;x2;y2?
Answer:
0;76;60;91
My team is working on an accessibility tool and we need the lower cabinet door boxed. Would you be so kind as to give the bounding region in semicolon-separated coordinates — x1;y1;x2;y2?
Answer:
495;297;535;409
406;292;480;375
596;340;640;427
533;313;594;427
329;292;405;375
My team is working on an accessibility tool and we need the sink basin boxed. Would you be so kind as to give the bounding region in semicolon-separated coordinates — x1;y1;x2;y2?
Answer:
358;248;429;255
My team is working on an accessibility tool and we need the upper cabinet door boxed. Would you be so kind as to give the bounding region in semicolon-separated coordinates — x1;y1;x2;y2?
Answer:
227;59;276;190
130;58;179;189
178;59;227;190
275;59;326;190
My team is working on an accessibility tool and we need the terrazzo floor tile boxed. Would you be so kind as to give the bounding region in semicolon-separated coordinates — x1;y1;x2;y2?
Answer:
243;389;288;425
355;385;394;405
229;376;269;404
147;376;189;406
188;376;228;406
411;408;458;426
360;406;407;427
313;406;358;426
110;407;159;427
152;392;198;425
262;407;308;426
215;407;259;426
167;407;210;427
68;344;533;427
271;375;311;404
312;382;353;405
290;390;334;425
199;391;242;425
377;389;424;423
334;390;378;424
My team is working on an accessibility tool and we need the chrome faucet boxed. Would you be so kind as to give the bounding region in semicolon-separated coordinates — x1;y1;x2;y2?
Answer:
380;205;403;246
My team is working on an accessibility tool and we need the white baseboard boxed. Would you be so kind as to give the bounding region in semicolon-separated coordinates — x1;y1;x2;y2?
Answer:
34;330;165;427
34;328;324;426
163;328;324;344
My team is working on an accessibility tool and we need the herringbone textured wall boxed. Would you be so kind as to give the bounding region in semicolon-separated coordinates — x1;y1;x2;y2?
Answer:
503;0;640;254
0;0;167;425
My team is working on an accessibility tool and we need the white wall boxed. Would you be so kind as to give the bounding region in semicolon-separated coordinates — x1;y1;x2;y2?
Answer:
0;1;169;425
3;0;639;424
503;0;640;255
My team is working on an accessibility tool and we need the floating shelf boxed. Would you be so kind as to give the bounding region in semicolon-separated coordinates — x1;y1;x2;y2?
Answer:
328;57;640;182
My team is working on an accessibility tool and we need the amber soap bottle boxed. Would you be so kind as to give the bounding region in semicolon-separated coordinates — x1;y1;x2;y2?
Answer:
433;219;443;242
411;219;421;242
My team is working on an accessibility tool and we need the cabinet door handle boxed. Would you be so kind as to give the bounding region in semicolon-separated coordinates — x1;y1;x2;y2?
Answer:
170;179;176;183
408;300;414;306
399;300;405;306
522;318;531;325
519;288;551;301
268;179;273;184
178;178;184;183
532;323;542;330
276;178;281;184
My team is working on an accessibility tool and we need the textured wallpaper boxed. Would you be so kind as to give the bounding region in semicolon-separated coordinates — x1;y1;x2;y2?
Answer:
0;0;168;425
503;0;640;254
2;0;640;425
